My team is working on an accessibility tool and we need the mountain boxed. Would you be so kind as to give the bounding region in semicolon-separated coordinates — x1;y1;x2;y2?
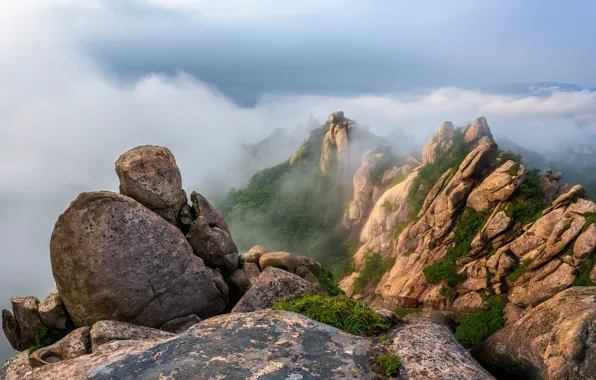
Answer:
2;114;595;380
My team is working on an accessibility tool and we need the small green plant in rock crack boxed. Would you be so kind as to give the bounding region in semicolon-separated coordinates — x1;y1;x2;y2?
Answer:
374;354;403;377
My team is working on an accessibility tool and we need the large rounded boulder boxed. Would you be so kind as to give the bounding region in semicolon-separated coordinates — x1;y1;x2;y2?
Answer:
115;145;187;226
50;191;228;328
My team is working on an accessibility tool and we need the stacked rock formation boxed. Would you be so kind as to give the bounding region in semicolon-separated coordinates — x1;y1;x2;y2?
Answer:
2;145;327;368
339;117;596;378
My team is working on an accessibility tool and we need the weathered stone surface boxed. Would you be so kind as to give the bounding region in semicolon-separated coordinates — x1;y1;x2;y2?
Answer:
452;292;487;313
2;297;44;351
509;262;576;308
483;211;512;240
38;289;72;331
186;215;238;275
573;223;596;260
552;184;586;210
1;310;374;380
90;320;173;351
502;303;527;326
510;208;565;257
241;245;269;264
467;160;526;211
190;191;230;234
542;215;585;265
29;327;91;368
474;287;596;380
258;251;301;273
422;121;455;165
159;315;202;334
232;267;325;313
389;318;495;379
50;191;228;328
459;137;498;179
462;117;493;147
344;146;395;231
226;263;261;304
115;145;183;209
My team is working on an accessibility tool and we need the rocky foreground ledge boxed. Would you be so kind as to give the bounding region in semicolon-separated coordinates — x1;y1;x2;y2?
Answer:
1;309;496;380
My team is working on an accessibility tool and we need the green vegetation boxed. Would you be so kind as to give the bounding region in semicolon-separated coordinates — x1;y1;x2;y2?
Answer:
368;149;398;185
394;308;419;318
354;252;396;294
573;252;596;286
423;208;488;290
407;131;468;217
499;151;521;164
270;295;390;336
28;327;71;355
374;354;402;377
507;169;548;225
455;295;507;346
555;220;573;241
388;170;409;189
507;162;521;176
216;125;354;278
583;212;596;232
508;258;533;282
308;265;345;296
379;335;389;345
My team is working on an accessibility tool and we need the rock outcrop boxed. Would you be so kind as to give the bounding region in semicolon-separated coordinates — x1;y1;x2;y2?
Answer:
232;267;325;313
388;318;496;379
340;116;595;323
115;145;187;226
50;191;229;328
1;297;45;352
1;310;375;380
473;287;596;380
320;111;355;180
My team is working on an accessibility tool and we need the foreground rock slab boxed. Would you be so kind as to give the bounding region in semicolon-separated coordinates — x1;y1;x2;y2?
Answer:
388;318;495;380
473;286;596;380
1;310;374;380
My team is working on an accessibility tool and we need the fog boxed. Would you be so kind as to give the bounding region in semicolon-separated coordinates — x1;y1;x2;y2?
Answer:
2;0;596;362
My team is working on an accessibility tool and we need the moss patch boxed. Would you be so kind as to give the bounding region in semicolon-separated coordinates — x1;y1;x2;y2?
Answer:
270;295;390;336
394;307;419;318
28;327;71;355
423;208;488;290
374;354;402;377
508;169;548;225
455;295;507;346
573;252;596;286
508;258;533;282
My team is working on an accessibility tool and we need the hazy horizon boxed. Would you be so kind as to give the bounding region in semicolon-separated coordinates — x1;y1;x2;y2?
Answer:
1;0;596;362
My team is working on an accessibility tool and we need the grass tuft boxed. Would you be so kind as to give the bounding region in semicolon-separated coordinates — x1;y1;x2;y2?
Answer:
308;265;345;297
508;258;533;282
374;354;403;377
455;295;507;346
270;295;391;336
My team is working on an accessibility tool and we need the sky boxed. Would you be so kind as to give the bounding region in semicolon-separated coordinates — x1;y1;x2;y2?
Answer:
1;0;596;361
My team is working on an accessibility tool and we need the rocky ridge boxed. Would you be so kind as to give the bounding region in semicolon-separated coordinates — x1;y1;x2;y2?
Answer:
338;116;596;379
2;138;492;379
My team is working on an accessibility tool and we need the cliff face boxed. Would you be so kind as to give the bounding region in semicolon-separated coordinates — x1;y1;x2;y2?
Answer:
340;117;594;316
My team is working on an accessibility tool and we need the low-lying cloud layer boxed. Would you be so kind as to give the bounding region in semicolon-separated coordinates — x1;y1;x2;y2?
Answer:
1;0;596;360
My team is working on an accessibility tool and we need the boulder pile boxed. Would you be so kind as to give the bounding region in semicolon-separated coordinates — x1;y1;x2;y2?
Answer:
2;145;326;370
